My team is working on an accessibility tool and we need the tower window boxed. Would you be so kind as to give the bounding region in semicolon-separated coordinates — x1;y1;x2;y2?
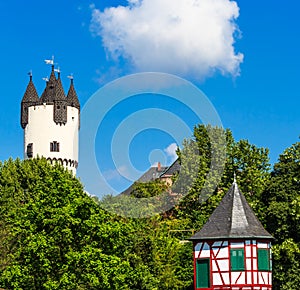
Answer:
50;141;60;152
27;143;33;158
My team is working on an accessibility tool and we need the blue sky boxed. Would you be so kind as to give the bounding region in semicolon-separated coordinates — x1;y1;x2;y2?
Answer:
0;0;299;196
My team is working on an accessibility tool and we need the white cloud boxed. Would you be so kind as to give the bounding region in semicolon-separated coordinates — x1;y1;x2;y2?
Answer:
90;0;243;79
164;143;178;163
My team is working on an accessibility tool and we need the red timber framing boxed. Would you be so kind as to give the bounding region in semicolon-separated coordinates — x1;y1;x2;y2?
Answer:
193;239;272;290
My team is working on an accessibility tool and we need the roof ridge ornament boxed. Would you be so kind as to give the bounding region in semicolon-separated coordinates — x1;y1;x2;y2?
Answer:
67;74;74;83
28;70;32;80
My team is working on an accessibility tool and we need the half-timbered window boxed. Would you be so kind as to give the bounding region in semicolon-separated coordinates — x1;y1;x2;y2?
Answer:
196;259;210;288
230;249;245;270
258;249;270;271
50;141;60;152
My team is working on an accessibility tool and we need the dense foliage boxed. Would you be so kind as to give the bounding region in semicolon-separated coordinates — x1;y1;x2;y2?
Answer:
0;125;299;289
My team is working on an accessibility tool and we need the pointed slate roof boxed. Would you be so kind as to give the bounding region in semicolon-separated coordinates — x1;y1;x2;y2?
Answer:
21;75;39;103
66;78;80;110
190;181;273;241
21;75;39;128
55;72;66;100
40;65;57;103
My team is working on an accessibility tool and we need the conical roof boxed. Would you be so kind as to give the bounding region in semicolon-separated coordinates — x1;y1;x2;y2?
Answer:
66;78;80;110
190;181;273;241
55;72;66;100
40;65;57;103
21;75;39;103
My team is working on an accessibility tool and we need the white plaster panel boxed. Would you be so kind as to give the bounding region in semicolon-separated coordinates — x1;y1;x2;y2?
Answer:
247;272;252;284
253;247;257;258
212;260;218;271
199;248;210;258
245;246;251;257
221;272;229;284
216;259;229;271
213;273;223;285
257;242;268;249
253;258;257;270
214;247;228;258
246;258;252;270
262;272;269;284
253;272;257;284
231;272;245;284
230;242;244;248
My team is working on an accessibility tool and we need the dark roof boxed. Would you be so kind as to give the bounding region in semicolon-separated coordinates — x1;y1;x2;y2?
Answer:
160;159;181;177
40;66;58;103
21;65;81;128
21;75;39;103
190;181;273;241
121;165;168;195
67;79;80;110
54;73;66;100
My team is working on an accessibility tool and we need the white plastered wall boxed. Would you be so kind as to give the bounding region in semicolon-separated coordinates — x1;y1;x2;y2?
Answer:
24;104;79;174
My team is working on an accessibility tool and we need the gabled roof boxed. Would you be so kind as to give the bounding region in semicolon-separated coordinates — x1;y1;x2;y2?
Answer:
190;181;273;241
121;165;168;195
160;159;181;178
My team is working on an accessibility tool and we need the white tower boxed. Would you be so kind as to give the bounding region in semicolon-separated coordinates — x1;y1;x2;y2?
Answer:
21;65;80;174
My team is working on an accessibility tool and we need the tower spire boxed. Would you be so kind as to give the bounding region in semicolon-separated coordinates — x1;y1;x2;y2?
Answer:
21;73;39;128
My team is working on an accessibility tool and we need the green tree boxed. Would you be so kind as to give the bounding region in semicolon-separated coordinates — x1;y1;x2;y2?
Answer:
262;142;300;289
0;158;145;289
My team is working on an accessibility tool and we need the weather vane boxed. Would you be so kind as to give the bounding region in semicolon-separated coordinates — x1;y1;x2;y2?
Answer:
44;55;55;65
67;73;74;80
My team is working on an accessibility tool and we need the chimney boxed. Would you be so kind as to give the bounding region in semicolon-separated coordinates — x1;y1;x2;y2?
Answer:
157;162;161;171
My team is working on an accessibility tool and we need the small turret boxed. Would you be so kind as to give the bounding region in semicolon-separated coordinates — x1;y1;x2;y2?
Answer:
21;73;39;129
66;76;80;128
66;76;80;110
40;65;57;103
53;69;68;124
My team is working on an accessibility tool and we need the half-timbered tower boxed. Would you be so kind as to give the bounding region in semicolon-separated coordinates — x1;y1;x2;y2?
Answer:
190;180;273;290
21;65;80;174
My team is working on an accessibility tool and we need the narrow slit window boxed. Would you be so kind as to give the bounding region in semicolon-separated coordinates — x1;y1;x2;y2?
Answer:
27;143;33;158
